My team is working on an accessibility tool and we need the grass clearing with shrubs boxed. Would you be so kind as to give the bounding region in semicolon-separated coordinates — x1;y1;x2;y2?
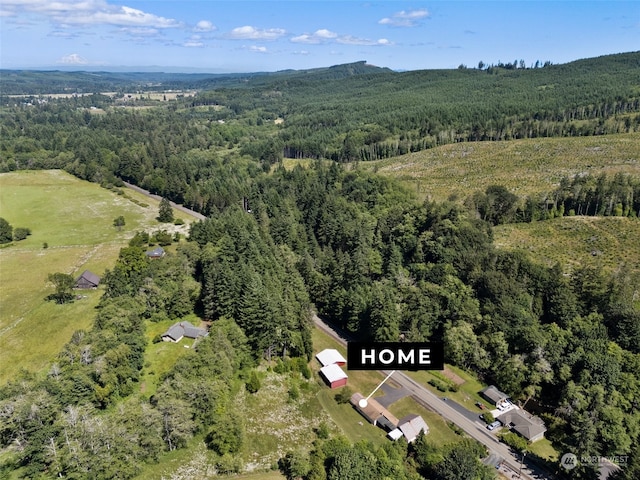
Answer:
0;170;198;384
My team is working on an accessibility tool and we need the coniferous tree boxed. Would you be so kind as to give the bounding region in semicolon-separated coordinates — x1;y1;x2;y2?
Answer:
157;197;174;223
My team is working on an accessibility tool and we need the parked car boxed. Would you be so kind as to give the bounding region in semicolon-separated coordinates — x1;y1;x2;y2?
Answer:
486;420;501;431
475;401;486;410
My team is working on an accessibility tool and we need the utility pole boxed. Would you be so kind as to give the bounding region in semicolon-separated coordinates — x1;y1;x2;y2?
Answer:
518;450;527;478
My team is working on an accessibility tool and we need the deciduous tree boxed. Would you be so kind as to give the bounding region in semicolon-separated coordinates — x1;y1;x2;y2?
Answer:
47;272;75;304
0;217;13;243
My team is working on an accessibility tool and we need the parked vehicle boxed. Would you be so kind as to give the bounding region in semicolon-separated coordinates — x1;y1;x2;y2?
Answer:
487;420;501;430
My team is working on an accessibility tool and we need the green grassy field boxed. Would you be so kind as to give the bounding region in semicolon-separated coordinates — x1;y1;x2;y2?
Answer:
358;133;640;202
405;365;491;413
0;170;197;385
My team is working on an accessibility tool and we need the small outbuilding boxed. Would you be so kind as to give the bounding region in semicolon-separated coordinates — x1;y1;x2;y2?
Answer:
350;392;399;430
397;414;429;443
161;321;208;343
480;385;509;406
74;270;100;289
316;348;347;367
146;246;166;259
320;364;348;389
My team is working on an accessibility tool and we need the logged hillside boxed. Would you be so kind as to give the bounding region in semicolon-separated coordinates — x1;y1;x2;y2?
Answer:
360;133;640;202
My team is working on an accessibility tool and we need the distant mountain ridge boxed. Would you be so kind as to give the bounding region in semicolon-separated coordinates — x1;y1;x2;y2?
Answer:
0;61;391;95
1;52;637;95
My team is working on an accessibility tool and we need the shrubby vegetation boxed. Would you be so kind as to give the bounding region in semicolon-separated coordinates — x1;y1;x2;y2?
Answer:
0;217;31;243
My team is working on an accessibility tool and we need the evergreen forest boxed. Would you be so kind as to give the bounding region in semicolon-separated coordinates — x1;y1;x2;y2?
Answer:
1;52;639;479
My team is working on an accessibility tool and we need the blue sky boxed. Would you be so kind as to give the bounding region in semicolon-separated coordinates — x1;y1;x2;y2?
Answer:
1;1;638;72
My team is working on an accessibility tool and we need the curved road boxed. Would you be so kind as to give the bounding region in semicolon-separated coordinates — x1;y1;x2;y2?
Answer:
313;315;552;480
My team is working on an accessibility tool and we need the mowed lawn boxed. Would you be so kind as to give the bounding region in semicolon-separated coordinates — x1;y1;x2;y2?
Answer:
0;170;193;384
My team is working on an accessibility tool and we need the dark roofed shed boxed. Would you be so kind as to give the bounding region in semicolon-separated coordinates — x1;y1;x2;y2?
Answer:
75;270;100;289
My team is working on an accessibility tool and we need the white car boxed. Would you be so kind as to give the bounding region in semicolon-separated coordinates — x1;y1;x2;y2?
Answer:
486;421;501;430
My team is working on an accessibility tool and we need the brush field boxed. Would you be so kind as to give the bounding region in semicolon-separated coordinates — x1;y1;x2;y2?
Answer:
494;215;640;275
359;133;640;202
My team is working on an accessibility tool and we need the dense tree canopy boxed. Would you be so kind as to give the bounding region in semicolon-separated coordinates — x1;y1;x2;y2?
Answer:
1;53;639;479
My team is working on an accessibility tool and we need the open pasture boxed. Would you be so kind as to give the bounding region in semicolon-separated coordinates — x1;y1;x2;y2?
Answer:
0;170;196;384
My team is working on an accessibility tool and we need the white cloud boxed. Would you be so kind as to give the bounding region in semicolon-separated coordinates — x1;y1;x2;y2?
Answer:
48;29;79;38
119;26;159;37
291;29;338;44
292;29;389;47
2;0;182;28
248;45;268;53
183;34;204;47
227;25;286;40
337;35;391;46
194;20;215;32
379;8;429;27
57;53;88;64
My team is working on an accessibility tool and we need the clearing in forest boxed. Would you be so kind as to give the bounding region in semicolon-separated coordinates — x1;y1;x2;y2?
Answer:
0;170;197;384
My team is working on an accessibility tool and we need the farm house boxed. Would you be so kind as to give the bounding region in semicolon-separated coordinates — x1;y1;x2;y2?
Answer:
74;270;100;289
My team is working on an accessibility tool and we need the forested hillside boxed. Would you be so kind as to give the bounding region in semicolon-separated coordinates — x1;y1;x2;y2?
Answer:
1;53;640;479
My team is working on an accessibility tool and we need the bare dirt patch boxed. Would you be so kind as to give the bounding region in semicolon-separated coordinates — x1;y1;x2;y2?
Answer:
442;367;465;385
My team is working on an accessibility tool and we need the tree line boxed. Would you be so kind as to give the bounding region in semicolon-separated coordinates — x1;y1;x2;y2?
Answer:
465;173;640;226
2;53;640;183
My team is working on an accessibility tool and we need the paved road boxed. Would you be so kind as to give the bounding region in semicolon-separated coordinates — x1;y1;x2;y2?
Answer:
313;315;551;480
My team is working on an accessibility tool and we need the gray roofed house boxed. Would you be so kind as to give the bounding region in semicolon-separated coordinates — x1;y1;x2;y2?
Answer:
161;321;208;343
480;385;509;406
497;409;547;442
74;270;101;289
146;246;166;259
